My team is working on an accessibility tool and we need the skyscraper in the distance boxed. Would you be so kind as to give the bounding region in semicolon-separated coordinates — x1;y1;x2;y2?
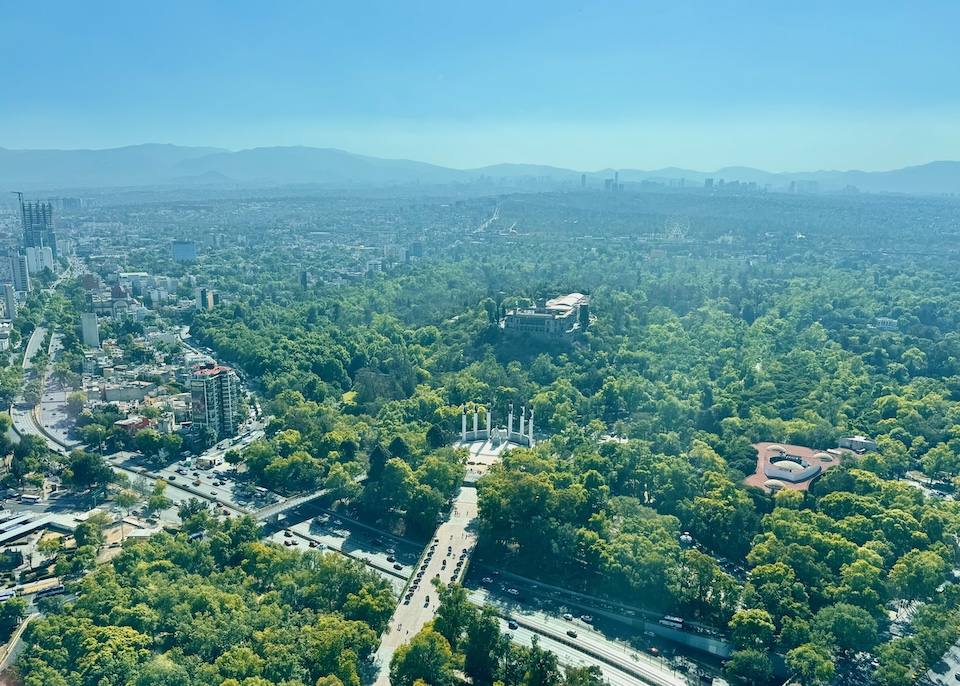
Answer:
20;201;58;256
581;173;586;188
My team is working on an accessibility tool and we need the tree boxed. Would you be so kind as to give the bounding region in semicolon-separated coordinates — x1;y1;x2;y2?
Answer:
74;519;105;549
134;429;162;456
63;449;114;492
78;424;107;454
726;649;773;686
563;666;606;686
787;643;835;686
889;549;947;602
115;489;139;541
426;424;450;450
325;462;362;503
65;391;87;415
36;536;63;562
811;603;878;654
729;609;776;651
433;583;473;650
464;606;505;686
368;444;390;481
224;448;244;466
523;635;562;686
0;597;27;638
389;627;457;686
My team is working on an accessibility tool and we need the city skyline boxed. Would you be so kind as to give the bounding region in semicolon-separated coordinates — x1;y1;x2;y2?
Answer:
1;1;958;172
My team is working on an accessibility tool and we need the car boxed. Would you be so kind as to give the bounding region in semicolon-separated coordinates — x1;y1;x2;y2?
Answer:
566;629;578;638
507;619;518;630
284;540;291;546
333;519;343;526
284;531;293;537
387;555;396;562
192;472;199;476
646;646;660;656
580;615;593;624
385;548;395;554
291;540;299;546
309;541;318;548
210;490;217;496
393;563;403;570
168;475;176;481
481;576;493;584
193;479;201;486
507;588;519;596
563;613;573;621
403;599;410;605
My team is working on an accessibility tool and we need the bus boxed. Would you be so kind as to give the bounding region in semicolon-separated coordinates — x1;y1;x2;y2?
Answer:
35;584;65;599
659;615;685;630
19;494;42;505
255;487;269;497
20;578;63;597
0;589;16;602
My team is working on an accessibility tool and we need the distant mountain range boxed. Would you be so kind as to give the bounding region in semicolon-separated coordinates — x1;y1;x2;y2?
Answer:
0;144;957;195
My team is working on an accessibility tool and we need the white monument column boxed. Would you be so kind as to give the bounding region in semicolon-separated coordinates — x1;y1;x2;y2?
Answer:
519;406;526;439
473;403;478;436
485;405;491;440
461;405;467;442
528;407;534;446
508;403;514;441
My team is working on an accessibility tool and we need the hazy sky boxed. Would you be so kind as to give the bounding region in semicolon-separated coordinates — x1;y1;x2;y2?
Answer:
1;1;957;171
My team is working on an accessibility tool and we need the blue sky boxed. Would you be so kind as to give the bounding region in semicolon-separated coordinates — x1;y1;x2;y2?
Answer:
1;0;957;171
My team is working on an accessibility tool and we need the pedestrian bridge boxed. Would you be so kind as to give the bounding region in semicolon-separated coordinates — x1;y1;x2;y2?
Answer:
254;473;365;522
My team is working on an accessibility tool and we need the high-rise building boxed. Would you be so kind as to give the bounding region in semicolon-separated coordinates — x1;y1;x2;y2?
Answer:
704;178;714;190
12;255;30;293
25;246;55;273
191;362;241;444
3;284;16;320
81;312;100;348
195;287;215;309
20;201;58;256
172;241;197;261
581;174;586;188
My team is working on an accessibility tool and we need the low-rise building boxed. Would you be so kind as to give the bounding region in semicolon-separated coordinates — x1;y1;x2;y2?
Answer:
114;415;150;436
839;435;878;452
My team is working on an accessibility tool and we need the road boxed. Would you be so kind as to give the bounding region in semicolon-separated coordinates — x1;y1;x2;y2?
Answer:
502;620;678;686
371;485;481;685
476;589;688;686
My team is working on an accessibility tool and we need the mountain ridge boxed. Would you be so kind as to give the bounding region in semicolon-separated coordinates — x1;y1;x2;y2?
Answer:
0;144;956;195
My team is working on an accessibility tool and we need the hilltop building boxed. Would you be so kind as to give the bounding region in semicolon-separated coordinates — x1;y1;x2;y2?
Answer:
501;293;592;340
190;362;241;444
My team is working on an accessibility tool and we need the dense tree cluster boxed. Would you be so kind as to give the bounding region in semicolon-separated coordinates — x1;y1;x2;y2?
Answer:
16;518;395;686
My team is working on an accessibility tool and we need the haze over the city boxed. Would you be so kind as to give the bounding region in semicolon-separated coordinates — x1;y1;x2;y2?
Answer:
1;0;958;172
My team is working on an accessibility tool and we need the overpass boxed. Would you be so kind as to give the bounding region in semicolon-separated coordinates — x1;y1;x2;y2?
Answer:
253;473;365;522
254;488;331;522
